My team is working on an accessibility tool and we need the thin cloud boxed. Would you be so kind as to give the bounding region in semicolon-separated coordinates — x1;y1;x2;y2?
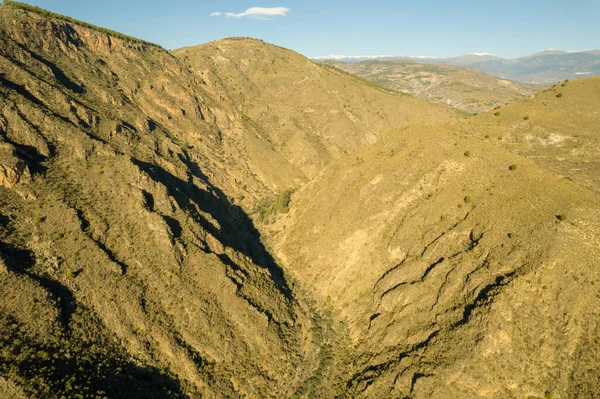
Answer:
215;7;290;19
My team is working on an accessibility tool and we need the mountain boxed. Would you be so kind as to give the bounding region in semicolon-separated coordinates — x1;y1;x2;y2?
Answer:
316;50;600;84
0;2;460;397
312;53;502;64
321;60;545;113
173;39;457;179
465;50;600;84
1;2;599;398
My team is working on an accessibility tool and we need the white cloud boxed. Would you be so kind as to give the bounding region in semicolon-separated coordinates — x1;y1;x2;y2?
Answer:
209;12;222;17
220;7;290;19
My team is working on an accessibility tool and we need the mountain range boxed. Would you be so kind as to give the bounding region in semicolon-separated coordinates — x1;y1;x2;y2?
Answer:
321;60;545;113
315;49;600;84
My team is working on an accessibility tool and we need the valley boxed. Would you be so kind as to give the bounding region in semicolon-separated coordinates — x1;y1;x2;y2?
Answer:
0;2;599;398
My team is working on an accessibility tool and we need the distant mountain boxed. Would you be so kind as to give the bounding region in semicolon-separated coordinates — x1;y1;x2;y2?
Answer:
321;60;544;113
315;49;600;84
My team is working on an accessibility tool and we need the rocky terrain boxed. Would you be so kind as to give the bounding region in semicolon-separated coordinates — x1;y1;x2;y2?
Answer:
1;2;599;398
320;60;544;114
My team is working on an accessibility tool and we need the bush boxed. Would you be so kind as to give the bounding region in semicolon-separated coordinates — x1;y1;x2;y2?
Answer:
556;93;563;98
507;232;514;239
464;150;470;157
556;214;568;221
484;134;490;139
524;116;529;120
464;195;472;204
509;164;517;171
256;189;295;223
498;136;503;140
494;111;500;116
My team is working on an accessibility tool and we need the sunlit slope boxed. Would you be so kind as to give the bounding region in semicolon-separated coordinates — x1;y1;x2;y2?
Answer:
455;77;600;193
272;123;600;397
174;39;461;178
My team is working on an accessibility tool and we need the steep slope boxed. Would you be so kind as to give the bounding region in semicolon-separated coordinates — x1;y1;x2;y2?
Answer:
0;4;327;397
322;60;544;113
454;77;600;193
174;39;460;179
271;121;600;398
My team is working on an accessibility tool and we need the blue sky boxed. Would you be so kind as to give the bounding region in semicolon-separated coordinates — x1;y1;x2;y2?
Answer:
12;0;600;58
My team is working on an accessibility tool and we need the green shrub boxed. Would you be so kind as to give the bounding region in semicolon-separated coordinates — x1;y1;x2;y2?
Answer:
256;189;295;223
464;195;472;204
494;111;500;116
67;269;76;278
498;136;503;140
464;150;470;157
458;204;463;209
54;233;64;239
544;392;553;399
34;216;45;223
484;134;490;139
524;116;529;120
556;214;568;221
509;164;517;171
556;93;563;98
507;232;514;239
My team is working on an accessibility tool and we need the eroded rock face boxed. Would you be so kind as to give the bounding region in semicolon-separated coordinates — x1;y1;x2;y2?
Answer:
0;143;31;188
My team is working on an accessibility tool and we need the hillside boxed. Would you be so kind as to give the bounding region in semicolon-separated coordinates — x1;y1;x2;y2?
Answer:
321;60;544;113
1;2;600;399
0;4;319;397
454;77;600;193
174;39;459;179
270;118;600;398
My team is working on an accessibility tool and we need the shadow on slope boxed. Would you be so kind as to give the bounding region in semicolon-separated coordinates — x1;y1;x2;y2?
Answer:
0;239;75;332
132;156;292;298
